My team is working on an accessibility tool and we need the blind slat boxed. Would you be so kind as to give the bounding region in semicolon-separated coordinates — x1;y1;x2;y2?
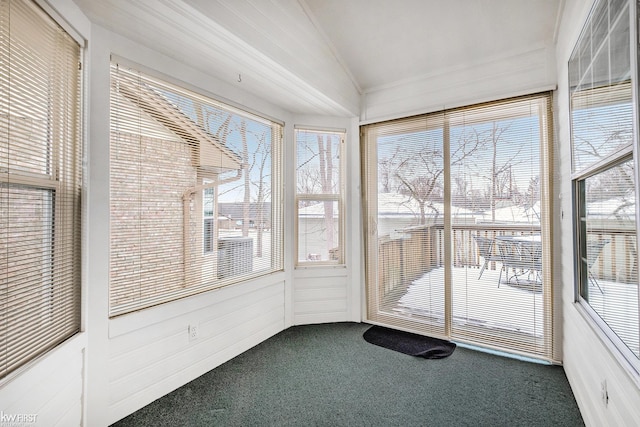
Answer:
1;0;81;380
109;63;283;316
362;93;555;360
569;0;639;363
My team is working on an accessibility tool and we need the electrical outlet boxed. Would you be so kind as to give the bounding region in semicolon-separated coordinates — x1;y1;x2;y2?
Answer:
189;324;199;341
600;379;609;407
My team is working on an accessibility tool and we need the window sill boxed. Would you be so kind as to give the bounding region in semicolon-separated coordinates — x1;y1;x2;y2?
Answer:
295;263;347;270
109;271;287;338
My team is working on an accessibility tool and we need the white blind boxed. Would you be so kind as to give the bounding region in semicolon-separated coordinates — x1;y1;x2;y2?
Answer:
109;64;283;316
295;128;344;265
569;0;639;363
362;93;554;360
0;0;82;379
362;112;448;338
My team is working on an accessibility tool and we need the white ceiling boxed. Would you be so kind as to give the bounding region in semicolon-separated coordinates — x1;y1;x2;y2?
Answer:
303;0;563;92
71;0;564;116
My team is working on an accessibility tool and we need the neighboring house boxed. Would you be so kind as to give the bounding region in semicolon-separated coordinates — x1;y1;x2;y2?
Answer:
110;73;243;311
218;215;235;230
218;202;272;230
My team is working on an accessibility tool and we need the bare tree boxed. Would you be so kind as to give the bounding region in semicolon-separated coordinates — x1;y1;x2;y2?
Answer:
576;116;635;223
239;120;251;237
296;133;339;255
318;134;336;253
249;130;270;257
573;121;632;165
390;130;482;225
586;161;635;222
477;123;523;221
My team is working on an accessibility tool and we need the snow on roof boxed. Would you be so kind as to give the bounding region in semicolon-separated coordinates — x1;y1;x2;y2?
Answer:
299;192;635;225
376;193;474;218
478;202;541;224
586;197;635;219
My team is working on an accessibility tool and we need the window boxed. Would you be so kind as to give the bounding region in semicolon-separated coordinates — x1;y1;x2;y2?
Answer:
569;0;639;368
295;128;345;265
203;186;215;253
362;93;554;359
109;63;283;316
0;0;82;379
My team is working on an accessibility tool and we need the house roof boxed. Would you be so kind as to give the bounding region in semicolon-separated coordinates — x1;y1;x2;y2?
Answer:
218;202;272;221
298;193;541;224
375;193;475;219
113;72;242;173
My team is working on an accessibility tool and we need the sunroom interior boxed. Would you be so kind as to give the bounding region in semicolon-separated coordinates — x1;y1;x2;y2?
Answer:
1;0;640;426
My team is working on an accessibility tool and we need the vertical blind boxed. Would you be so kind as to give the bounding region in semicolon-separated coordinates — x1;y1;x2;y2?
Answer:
109;63;283;316
0;0;82;379
361;93;555;360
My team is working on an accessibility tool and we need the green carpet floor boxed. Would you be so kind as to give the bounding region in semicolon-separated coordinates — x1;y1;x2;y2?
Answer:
112;322;584;426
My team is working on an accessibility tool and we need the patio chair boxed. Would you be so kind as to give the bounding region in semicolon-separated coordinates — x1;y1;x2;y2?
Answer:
473;235;501;279
586;239;610;294
494;237;542;287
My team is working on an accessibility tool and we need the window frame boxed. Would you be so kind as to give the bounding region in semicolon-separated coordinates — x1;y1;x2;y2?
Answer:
294;127;346;266
108;62;284;316
361;93;555;359
202;180;216;254
569;0;640;374
0;0;82;380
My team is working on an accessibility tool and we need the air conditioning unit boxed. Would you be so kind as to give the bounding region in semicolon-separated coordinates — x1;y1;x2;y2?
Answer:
217;237;253;279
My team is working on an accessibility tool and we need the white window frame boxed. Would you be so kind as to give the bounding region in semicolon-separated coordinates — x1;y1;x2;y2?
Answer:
569;0;640;375
295;127;346;266
0;0;82;380
109;63;284;316
203;180;216;254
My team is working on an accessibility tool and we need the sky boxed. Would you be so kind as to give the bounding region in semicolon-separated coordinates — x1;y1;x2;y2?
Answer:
375;114;541;205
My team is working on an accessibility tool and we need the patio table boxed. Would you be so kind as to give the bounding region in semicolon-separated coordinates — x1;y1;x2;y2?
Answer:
494;235;542;286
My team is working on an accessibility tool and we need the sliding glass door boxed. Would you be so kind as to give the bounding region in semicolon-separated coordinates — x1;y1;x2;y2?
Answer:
362;93;554;360
362;114;447;337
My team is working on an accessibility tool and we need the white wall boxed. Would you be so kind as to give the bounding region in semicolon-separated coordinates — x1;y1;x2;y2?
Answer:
555;1;640;426
0;335;86;426
105;279;286;423
1;2;365;425
84;23;301;426
14;0;640;426
360;45;557;124
290;115;362;325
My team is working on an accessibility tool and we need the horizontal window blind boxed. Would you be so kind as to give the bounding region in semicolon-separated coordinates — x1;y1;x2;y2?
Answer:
569;0;631;173
362;113;448;338
295;128;344;265
109;64;283;316
448;95;553;358
362;93;554;360
0;0;82;379
569;0;639;366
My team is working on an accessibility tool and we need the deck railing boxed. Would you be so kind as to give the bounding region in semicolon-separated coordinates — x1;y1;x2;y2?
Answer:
377;223;636;300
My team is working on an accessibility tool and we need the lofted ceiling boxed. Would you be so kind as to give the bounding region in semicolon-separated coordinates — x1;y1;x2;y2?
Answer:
303;0;563;92
71;0;564;116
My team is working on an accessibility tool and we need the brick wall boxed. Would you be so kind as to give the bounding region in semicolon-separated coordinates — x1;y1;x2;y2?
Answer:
110;132;201;311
